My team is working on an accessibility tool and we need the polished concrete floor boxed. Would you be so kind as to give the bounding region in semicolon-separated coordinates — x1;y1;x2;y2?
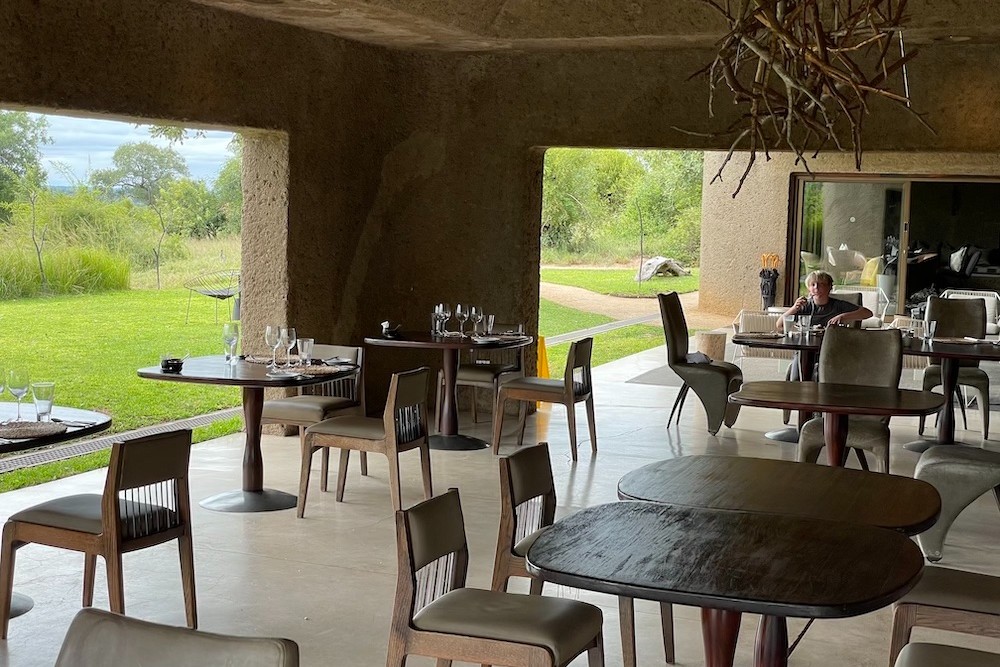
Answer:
1;348;998;666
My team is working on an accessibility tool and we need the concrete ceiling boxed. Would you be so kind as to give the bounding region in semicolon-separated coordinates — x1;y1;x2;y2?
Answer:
188;0;1000;51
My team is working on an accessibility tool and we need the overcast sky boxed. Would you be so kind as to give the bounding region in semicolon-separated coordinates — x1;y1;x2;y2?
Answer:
31;113;236;187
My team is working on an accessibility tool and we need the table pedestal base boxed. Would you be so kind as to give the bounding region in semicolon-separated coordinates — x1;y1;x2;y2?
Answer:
10;592;33;618
200;489;297;513
765;427;799;443
429;434;489;451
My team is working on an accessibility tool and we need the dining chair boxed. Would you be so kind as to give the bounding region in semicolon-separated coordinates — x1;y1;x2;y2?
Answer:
888;565;1000;667
659;292;742;435
918;296;989;439
796;326;903;472
491;443;674;666
385;488;605;667
298;367;432;514
54;608;299;667
262;344;367;492
0;430;196;638
435;323;525;428
892;643;1000;667
912;445;1000;562
491;337;596;461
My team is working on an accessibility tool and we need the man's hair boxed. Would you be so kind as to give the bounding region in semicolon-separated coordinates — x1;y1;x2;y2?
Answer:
805;270;834;288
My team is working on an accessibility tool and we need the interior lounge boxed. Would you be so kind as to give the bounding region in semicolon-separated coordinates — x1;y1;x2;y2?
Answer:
2;2;1000;666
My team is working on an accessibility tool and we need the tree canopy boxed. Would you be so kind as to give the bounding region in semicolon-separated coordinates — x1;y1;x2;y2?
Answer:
0;111;50;221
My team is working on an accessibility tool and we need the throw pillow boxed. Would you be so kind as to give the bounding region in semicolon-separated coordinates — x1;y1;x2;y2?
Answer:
950;246;968;272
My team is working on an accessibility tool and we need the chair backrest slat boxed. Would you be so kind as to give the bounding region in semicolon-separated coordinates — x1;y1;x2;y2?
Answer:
564;338;593;395
501;443;556;547
385;367;429;443
109;430;193;490
302;345;363;404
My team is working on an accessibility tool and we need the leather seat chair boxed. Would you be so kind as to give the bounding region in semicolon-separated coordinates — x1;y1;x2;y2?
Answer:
893;643;1000;667
913;445;1000;562
796;327;903;472
55;609;298;667
658;292;741;434
385;488;605;667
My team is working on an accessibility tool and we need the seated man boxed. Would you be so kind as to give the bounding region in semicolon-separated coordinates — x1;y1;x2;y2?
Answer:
779;271;873;381
779;270;873;330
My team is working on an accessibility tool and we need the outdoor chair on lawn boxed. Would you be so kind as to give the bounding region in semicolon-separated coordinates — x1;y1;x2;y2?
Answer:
184;268;239;323
298;367;432;514
54;608;299;667
491;337;596;461
491;443;675;666
262;344;367;493
659;292;741;435
385;488;605;667
0;430;197;638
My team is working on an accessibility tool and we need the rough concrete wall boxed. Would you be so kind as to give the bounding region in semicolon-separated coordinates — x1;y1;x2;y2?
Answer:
700;152;1000;316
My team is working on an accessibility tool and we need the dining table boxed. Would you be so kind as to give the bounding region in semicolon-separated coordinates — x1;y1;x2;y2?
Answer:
0;402;111;619
364;331;533;450
731;331;823;442
729;380;944;467
526;501;925;667
900;336;1000;451
138;355;353;512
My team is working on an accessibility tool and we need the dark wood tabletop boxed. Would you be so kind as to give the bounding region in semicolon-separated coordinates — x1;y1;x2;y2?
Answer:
901;336;1000;361
363;331;533;350
526;501;924;619
731;331;824;353
0;403;111;455
617;455;941;535
730;380;944;417
137;355;336;389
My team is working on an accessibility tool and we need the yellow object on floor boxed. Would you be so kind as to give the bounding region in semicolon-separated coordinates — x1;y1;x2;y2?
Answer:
537;336;549;378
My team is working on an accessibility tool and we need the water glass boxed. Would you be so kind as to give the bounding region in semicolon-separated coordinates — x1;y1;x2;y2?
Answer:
281;327;297;368
924;320;938;341
7;369;30;421
31;382;55;422
798;314;813;334
298;337;314;366
486;314;496;335
783;315;795;337
222;322;240;363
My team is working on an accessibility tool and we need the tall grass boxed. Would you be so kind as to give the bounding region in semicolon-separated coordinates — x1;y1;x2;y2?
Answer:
0;247;130;300
131;236;241;289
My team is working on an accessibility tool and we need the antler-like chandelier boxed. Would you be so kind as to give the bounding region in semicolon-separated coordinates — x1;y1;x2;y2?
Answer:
687;0;933;195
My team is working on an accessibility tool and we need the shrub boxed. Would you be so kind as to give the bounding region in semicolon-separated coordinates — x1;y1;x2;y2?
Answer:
0;247;129;299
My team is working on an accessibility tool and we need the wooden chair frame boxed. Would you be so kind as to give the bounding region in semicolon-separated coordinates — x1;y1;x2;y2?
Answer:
299;367;432;514
386;488;604;667
0;430;197;638
491;338;596;461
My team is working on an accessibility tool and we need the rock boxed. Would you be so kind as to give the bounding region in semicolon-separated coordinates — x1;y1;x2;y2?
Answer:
635;256;691;282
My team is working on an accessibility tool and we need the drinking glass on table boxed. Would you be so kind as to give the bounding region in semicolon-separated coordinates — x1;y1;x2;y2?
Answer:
281;327;297;368
455;304;468;336
7;369;30;422
783;315;796;338
924;320;938;341
798;314;813;335
298;337;314;366
265;325;281;369
470;306;483;335
31;382;55;422
486;314;496;335
222;322;240;364
437;303;452;334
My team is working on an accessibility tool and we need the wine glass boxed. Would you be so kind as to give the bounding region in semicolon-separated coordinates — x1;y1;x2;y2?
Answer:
455;304;469;336
7;369;30;422
222;322;240;363
281;327;297;368
265;325;281;369
470;306;483;336
438;303;452;334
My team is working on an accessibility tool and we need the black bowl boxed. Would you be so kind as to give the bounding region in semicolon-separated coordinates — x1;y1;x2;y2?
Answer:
160;358;184;373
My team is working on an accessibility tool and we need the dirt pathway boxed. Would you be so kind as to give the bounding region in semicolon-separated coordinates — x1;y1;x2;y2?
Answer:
540;282;734;330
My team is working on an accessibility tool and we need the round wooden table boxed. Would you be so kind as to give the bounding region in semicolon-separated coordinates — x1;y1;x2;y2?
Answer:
0;402;111;619
901;337;1000;452
618;455;941;535
730;380;944;467
364;331;533;450
527;501;925;667
138;356;351;512
731;332;823;443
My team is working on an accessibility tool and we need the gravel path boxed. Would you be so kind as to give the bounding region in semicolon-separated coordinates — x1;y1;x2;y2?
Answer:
540;282;734;330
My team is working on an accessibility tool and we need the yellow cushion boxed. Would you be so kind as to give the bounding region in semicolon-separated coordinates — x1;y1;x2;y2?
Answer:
860;256;883;286
412;588;602;665
306;416;385;440
262;395;357;425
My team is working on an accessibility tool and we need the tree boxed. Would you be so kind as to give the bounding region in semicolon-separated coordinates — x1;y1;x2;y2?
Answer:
161;178;225;238
91;142;189;288
213;136;242;233
0;111;50;222
3;164;51;288
143;124;207;145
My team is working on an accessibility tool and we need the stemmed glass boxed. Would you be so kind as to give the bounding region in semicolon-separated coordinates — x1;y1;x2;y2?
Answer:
222;322;240;364
470;306;483;336
7;369;30;422
437;303;452;334
455;304;469;336
281;327;297;368
265;325;281;370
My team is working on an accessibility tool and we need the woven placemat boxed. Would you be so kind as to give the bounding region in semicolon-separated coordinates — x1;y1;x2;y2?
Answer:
0;421;68;439
302;364;358;376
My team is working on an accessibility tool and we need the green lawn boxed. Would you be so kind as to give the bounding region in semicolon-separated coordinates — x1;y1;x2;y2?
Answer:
541;267;699;297
546;323;663;378
537;298;613;337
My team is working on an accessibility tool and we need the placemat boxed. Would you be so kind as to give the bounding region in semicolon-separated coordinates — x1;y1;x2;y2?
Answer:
0;421;68;439
733;332;783;340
